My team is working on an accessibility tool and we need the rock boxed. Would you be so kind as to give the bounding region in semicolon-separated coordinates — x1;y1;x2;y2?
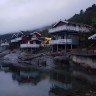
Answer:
54;56;69;64
0;50;11;63
38;59;46;66
30;55;55;69
3;50;55;70
4;53;19;65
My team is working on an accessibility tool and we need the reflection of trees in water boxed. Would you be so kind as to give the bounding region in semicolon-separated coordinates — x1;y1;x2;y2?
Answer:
11;69;45;85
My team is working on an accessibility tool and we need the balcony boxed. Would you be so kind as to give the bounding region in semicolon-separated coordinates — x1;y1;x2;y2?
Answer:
49;25;89;33
49;39;72;45
20;44;40;48
1;42;9;46
11;37;22;43
31;37;37;40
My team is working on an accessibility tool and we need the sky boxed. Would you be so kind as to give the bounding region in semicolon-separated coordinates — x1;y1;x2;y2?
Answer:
0;0;96;34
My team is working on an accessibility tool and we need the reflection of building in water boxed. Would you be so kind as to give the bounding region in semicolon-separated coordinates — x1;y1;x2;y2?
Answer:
49;69;72;96
12;70;42;85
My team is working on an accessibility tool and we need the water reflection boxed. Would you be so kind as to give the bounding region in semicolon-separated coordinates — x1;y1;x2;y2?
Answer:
49;63;96;96
12;70;42;85
0;66;50;96
0;64;96;96
49;65;72;96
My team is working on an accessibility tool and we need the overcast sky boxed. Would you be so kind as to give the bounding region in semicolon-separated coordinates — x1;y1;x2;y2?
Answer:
0;0;96;34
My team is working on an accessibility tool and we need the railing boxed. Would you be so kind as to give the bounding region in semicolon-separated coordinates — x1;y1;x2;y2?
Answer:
49;39;72;45
20;44;40;48
31;37;37;41
1;42;9;46
49;25;90;33
11;37;22;43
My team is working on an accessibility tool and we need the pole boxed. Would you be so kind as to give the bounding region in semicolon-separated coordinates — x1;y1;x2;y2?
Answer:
65;32;67;53
57;40;58;52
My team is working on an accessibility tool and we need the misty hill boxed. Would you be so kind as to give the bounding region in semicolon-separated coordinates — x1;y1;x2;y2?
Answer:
1;4;96;43
68;4;96;27
0;25;51;42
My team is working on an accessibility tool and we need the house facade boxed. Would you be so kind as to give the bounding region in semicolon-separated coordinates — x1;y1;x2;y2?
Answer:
20;32;42;49
48;20;90;52
0;39;9;48
10;32;23;49
10;31;51;50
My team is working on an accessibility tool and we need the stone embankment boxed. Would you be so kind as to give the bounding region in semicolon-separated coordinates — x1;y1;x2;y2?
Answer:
1;48;96;71
0;49;70;70
2;50;55;70
70;54;96;69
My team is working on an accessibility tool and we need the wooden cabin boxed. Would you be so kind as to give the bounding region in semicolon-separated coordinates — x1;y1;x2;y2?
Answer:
48;20;91;52
48;20;80;52
31;32;41;45
10;32;24;49
0;39;9;49
20;32;41;49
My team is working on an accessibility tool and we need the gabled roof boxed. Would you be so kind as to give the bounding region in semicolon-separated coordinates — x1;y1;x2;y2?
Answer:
53;20;68;27
30;32;41;36
88;33;96;40
17;31;24;37
11;34;17;39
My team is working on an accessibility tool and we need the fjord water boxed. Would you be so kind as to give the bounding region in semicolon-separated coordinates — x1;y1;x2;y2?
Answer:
0;65;96;96
0;68;50;96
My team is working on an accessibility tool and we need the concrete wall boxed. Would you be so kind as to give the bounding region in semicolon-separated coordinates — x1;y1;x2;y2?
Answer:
71;55;96;69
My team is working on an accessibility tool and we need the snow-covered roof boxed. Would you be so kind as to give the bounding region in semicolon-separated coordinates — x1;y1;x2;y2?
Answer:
88;33;96;40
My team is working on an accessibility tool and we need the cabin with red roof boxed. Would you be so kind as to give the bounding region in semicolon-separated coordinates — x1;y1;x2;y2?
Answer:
48;20;91;52
20;32;41;49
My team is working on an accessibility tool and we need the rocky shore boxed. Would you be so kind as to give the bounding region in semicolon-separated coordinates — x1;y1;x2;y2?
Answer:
1;48;96;86
0;48;69;71
0;48;96;71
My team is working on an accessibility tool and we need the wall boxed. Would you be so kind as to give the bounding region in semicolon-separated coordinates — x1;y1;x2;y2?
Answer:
71;55;96;69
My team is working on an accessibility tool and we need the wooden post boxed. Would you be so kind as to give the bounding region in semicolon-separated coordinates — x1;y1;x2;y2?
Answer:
65;32;67;53
52;45;53;52
71;34;72;50
57;42;58;52
31;48;32;53
71;44;72;50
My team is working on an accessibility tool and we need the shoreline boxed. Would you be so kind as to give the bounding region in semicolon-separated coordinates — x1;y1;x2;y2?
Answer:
0;48;96;72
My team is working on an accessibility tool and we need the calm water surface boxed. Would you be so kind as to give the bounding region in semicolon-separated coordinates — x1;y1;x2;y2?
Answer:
0;64;96;96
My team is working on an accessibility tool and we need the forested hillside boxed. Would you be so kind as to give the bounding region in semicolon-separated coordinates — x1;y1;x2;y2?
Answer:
68;4;96;28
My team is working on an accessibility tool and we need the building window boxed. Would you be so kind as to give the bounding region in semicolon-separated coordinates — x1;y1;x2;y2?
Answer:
67;35;71;39
58;36;61;39
61;36;65;39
